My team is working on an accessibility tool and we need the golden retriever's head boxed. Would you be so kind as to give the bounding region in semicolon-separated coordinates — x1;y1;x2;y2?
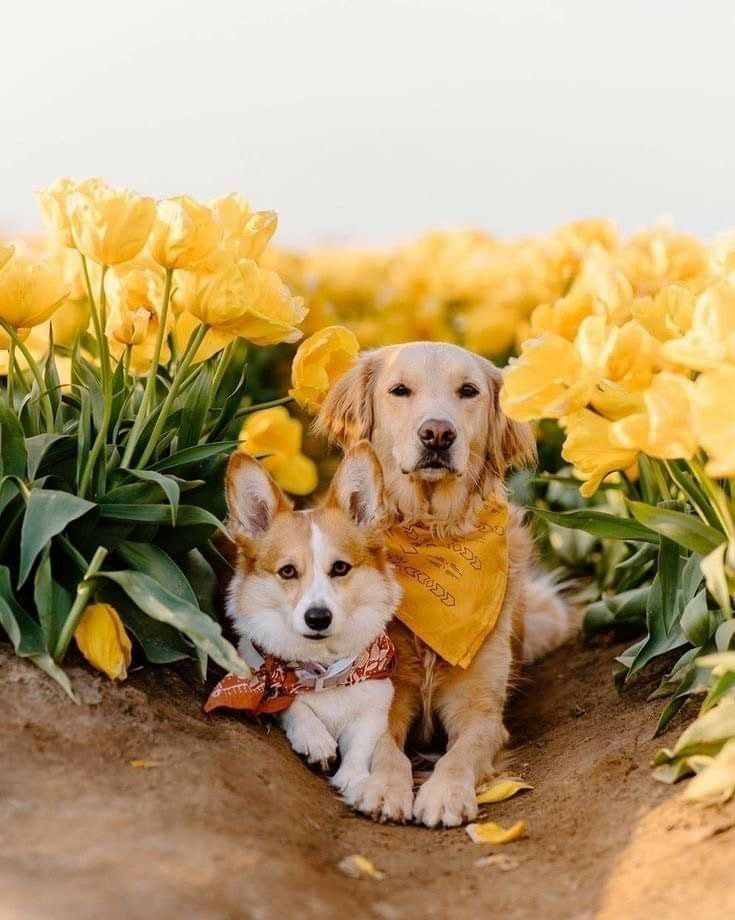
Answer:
316;342;535;520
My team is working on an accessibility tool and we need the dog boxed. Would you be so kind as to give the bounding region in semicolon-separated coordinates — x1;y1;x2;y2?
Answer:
316;341;575;827
214;442;402;809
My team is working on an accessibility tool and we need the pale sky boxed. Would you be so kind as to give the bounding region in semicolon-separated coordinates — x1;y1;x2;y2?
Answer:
3;0;735;247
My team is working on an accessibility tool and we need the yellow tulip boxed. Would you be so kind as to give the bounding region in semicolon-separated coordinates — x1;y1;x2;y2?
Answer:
51;298;90;348
692;366;735;477
178;256;306;346
105;265;170;374
632;285;695;342
662;280;735;370
36;177;107;249
561;409;638;497
463;303;519;356
500;335;590;422
240;407;317;495
67;184;155;265
0;244;14;271
0;257;69;330
74;603;132;681
610;372;697;460
529;292;605;341
212;194;278;262
149;195;221;269
289;325;360;414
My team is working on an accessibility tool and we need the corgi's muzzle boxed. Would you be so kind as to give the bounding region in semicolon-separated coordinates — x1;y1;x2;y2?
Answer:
303;605;333;639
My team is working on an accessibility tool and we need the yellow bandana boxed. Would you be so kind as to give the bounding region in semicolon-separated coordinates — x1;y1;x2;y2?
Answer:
386;499;509;669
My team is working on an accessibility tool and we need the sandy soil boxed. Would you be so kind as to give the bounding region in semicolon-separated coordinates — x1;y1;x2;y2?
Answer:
2;638;733;920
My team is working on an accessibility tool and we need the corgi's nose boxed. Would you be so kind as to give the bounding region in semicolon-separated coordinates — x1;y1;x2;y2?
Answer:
418;418;456;451
304;606;332;632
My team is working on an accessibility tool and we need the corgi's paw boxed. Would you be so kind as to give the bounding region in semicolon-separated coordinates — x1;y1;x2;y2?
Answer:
286;720;337;770
331;766;369;805
413;772;477;828
355;762;414;823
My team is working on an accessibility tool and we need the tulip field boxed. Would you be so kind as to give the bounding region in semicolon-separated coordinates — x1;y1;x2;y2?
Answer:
2;181;735;805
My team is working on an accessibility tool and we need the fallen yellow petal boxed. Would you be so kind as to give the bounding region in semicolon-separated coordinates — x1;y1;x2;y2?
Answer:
74;603;132;681
474;853;519;871
129;759;159;769
476;778;533;804
466;820;527;845
337;854;385;880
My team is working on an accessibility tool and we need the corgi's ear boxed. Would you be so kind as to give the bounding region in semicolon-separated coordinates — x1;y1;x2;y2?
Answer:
225;452;291;538
326;441;385;529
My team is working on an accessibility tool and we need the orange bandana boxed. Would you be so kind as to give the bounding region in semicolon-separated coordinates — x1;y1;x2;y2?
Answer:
385;498;509;669
204;633;396;716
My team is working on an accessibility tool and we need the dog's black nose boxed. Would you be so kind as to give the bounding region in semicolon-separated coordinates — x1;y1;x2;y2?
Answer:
418;418;457;451
304;606;332;632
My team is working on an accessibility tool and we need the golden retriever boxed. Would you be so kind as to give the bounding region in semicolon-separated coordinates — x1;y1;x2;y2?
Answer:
316;341;574;827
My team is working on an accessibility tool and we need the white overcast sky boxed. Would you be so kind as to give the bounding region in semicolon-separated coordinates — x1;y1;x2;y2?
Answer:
3;0;735;247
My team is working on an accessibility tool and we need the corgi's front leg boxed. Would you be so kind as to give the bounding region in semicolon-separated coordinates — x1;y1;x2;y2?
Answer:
279;699;337;771
330;681;393;807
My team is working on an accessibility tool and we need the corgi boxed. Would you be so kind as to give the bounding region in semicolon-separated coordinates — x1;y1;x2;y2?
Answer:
215;441;402;809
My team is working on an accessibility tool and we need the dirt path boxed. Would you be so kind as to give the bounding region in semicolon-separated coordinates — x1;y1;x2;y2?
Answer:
2;638;733;920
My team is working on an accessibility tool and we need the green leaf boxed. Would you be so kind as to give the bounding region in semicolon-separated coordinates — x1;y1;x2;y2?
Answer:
121;469;181;525
119;602;194;664
76;386;92;488
658;536;682;634
628;501;725;556
33;547;73;651
208;363;248;441
19;490;96;586
151;441;238;473
115;541;198;606
701;543;733;614
0;565;77;700
652;698;735;782
533;507;659;543
627;574;688;679
26;433;72;481
0;401;27;478
178;363;214;449
99;503;223;531
701;670;735;713
681;589;718;648
0;477;19;520
96;569;249;676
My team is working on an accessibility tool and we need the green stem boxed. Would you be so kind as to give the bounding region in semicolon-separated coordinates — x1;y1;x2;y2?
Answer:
211;340;235;397
0;321;55;430
135;322;208;469
78;265;112;498
7;337;15;408
235;395;294;420
121;267;174;467
53;546;108;662
689;458;735;541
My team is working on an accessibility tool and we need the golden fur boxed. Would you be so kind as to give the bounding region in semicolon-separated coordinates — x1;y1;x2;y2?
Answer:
316;341;574;827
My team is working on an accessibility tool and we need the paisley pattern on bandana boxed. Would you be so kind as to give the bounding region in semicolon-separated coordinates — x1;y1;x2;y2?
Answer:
203;632;396;716
386;499;509;668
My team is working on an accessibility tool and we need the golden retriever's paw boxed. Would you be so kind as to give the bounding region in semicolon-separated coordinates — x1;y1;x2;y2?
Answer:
286;722;338;769
413;773;478;828
354;768;414;823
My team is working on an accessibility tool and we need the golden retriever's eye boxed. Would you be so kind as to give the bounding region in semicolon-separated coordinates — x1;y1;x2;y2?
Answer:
277;564;298;580
458;383;480;398
389;383;412;397
329;560;352;577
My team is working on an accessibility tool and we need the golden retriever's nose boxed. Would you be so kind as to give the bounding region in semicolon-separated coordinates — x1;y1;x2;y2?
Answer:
418;419;457;451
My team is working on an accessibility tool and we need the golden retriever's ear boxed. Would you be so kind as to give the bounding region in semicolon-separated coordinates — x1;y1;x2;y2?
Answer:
480;358;537;477
225;452;292;538
325;440;385;529
314;352;380;447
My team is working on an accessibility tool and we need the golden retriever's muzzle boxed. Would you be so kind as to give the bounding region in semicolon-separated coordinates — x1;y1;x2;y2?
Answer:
413;418;458;474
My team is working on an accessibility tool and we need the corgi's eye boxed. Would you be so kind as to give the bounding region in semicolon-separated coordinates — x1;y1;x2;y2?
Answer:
389;383;411;397
458;383;480;398
329;560;352;577
277;564;298;580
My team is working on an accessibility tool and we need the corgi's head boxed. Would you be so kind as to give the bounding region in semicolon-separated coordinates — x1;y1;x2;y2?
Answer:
225;441;400;664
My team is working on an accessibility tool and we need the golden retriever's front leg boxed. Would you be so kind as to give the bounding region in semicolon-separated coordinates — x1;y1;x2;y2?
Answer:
413;626;512;828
